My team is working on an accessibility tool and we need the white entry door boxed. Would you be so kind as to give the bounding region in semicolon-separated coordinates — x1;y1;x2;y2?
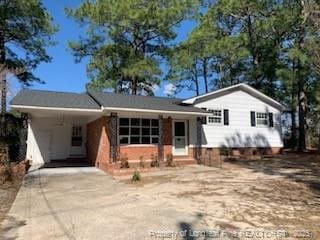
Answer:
173;120;188;156
70;126;84;157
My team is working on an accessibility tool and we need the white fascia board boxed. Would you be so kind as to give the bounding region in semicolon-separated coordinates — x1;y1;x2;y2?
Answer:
102;107;207;116
182;83;284;110
10;105;103;113
182;83;244;104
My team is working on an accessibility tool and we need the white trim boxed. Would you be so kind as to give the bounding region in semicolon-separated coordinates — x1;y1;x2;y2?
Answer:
207;108;223;126
172;120;188;156
103;107;206;115
182;83;283;109
118;117;160;145
256;112;269;128
10;104;206;116
10;105;102;112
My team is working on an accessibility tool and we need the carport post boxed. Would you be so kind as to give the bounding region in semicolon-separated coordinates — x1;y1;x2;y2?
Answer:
109;112;118;163
196;117;202;163
158;115;164;161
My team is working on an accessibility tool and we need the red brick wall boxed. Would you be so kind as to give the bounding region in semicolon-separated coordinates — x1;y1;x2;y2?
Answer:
163;118;173;158
119;146;158;161
87;116;110;170
87;116;198;170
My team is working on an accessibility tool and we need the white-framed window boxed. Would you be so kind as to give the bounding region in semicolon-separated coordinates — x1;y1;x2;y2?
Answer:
207;109;223;125
118;118;159;145
71;126;82;146
256;112;268;127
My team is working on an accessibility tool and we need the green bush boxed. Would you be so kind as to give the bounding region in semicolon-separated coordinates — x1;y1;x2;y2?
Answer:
0;113;23;162
132;170;141;182
120;157;129;168
220;146;230;156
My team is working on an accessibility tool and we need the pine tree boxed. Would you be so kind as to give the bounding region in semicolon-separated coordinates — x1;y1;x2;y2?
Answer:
67;0;198;95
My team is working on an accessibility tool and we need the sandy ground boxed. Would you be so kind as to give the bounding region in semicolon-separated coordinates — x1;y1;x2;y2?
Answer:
0;154;319;240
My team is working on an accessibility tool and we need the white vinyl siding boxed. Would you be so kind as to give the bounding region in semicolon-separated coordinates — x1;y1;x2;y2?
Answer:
194;90;282;148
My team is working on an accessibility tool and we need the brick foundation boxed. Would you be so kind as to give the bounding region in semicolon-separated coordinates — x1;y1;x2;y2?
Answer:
201;147;283;158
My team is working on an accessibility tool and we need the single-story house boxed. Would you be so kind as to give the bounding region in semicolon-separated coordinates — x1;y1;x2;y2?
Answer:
10;83;283;172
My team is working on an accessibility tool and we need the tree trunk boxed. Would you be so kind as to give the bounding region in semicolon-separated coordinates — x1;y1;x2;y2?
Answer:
0;33;7;138
193;64;199;96
194;68;200;96
203;58;208;93
246;13;259;85
291;109;296;148
297;60;306;152
290;61;297;149
297;28;306;152
131;76;137;95
318;126;320;153
0;34;5;113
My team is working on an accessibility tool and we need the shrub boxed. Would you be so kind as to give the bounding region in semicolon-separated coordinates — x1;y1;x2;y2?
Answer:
120;157;129;169
150;154;159;168
132;170;141;182
166;153;175;167
220;147;230;156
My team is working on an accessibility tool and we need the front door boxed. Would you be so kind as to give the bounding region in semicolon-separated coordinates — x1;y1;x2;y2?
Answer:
173;120;188;156
70;126;84;157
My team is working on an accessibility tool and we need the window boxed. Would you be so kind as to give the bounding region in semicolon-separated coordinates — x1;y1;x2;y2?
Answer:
256;112;268;126
71;126;82;146
207;109;222;125
119;118;159;144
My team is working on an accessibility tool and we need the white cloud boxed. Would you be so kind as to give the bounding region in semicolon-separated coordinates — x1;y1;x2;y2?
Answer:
163;83;176;96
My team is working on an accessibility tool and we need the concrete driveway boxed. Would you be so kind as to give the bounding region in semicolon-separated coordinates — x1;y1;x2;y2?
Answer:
1;156;320;240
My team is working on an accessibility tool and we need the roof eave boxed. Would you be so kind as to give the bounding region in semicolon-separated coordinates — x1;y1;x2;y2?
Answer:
10;105;103;113
102;107;207;115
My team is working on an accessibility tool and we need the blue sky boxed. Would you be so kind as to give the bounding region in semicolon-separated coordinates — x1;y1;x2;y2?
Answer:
10;0;202;99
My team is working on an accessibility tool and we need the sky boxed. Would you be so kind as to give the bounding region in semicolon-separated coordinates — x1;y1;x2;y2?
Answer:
10;0;202;100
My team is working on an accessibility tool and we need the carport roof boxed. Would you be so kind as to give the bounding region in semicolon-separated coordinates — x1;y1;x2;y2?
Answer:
10;89;101;110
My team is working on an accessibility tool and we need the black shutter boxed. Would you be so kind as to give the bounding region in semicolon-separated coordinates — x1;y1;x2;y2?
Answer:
269;112;274;127
223;109;229;125
250;111;256;127
201;108;207;124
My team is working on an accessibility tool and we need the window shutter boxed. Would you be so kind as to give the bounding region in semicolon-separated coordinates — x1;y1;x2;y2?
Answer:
223;109;229;125
250;111;256;127
201;108;207;124
269;112;274;127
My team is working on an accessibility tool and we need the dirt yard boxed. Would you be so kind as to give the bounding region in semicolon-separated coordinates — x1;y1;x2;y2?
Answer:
0;162;28;225
121;153;320;239
1;154;319;240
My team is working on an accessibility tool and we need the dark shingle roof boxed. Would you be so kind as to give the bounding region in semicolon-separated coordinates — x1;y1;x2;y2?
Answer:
10;89;101;109
88;91;204;113
10;89;205;113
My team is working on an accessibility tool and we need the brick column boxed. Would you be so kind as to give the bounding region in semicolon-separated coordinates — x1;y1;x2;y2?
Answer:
196;117;202;162
109;112;118;163
158;115;164;161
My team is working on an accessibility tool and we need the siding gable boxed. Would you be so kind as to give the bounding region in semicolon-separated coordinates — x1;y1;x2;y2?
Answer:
193;89;283;148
